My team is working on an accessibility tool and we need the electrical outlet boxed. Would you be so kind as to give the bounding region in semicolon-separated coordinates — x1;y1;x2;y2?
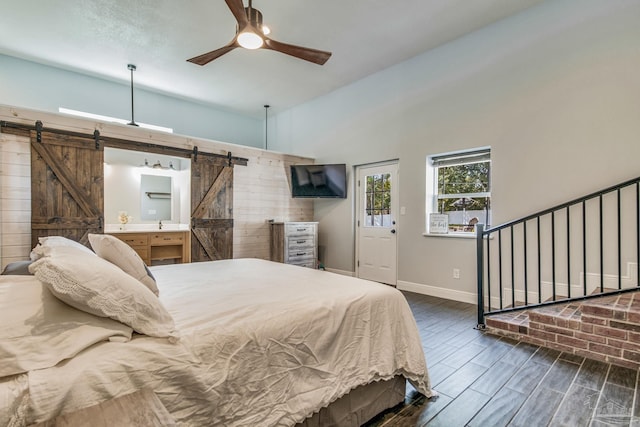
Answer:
453;268;460;279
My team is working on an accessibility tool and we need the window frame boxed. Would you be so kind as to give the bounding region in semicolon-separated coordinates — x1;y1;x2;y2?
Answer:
426;147;491;236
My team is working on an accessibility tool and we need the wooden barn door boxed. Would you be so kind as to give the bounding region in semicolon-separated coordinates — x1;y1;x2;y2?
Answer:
190;155;234;262
30;126;103;248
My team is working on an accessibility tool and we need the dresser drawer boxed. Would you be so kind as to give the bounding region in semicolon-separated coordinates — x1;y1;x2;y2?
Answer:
292;260;317;269
150;233;186;246
287;236;314;250
286;249;315;263
285;223;316;237
117;235;148;246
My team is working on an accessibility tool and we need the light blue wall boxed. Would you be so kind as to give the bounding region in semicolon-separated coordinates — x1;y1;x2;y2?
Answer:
3;0;640;302
268;0;640;298
0;54;262;147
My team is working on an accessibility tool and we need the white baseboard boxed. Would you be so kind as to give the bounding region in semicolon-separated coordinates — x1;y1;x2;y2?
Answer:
397;280;477;304
325;268;354;277
325;272;478;304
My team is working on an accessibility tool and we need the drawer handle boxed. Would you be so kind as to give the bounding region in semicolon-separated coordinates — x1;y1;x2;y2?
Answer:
296;228;307;232
296;240;306;244
296;252;306;256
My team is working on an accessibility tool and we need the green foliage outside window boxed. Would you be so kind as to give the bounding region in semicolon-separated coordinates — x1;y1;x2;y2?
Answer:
437;162;490;212
436;161;491;231
365;174;391;225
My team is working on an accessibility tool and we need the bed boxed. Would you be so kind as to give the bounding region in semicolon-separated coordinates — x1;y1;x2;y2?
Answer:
0;236;433;426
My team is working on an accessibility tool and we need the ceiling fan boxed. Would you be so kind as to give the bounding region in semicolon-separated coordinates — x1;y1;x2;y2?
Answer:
187;0;332;66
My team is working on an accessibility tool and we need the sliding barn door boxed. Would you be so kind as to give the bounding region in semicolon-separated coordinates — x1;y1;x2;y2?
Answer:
30;129;103;248
190;155;234;262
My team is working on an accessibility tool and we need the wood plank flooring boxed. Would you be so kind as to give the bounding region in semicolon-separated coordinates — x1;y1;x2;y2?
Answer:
365;291;640;427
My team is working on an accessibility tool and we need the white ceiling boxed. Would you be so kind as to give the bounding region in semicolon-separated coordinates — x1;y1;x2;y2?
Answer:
0;0;545;119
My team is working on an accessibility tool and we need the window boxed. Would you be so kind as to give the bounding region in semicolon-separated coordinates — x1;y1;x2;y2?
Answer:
427;148;491;234
364;173;392;227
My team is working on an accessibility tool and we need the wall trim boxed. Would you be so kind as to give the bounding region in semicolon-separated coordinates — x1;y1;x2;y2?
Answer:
326;268;354;277
397;280;477;305
324;273;478;305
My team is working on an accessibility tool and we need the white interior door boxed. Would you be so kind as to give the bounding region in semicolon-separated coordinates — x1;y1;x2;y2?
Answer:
356;162;398;285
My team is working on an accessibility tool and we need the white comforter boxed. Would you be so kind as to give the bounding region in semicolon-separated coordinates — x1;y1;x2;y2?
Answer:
3;259;431;426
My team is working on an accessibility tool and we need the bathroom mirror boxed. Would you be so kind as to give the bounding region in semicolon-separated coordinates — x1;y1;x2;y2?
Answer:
104;147;191;229
141;175;172;221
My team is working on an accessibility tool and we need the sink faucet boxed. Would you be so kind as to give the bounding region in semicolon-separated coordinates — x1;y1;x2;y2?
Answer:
159;220;163;230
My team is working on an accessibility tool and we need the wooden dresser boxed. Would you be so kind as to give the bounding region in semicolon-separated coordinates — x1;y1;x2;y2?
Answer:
108;230;191;265
270;222;318;268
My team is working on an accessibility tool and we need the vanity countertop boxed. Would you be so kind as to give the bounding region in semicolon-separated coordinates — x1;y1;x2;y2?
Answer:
105;224;190;234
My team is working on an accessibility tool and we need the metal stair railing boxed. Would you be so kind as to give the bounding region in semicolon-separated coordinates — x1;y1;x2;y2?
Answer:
476;176;640;328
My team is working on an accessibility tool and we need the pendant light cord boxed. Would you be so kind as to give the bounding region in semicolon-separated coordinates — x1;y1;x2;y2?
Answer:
128;64;138;127
264;104;270;150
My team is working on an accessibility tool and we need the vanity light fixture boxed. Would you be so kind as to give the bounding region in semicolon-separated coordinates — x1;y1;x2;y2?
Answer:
144;159;175;170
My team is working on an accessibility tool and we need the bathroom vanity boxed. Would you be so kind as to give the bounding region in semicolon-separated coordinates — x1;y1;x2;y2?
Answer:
107;229;191;265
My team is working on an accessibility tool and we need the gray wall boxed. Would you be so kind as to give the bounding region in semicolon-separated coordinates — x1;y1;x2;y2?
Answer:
268;0;640;300
0;54;262;148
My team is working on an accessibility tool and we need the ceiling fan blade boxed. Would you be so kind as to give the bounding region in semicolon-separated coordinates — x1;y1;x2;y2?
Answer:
225;0;248;27
187;39;239;65
263;38;332;65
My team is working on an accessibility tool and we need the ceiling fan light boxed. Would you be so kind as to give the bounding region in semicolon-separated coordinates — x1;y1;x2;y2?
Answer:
262;25;270;35
238;31;263;49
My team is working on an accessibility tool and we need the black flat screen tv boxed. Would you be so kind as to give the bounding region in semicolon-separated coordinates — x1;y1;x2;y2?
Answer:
290;164;347;199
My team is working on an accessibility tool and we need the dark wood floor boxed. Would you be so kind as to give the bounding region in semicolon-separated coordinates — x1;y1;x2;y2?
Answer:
366;291;640;427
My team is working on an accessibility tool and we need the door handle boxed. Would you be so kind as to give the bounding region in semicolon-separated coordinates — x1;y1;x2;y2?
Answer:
391;229;396;234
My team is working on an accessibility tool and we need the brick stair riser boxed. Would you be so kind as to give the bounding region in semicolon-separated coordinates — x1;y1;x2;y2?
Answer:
484;295;640;370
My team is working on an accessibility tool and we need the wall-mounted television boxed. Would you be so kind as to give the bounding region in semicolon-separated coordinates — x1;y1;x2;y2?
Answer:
290;164;347;199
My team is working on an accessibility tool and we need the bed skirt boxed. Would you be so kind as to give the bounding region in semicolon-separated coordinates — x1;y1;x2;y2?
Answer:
296;376;406;427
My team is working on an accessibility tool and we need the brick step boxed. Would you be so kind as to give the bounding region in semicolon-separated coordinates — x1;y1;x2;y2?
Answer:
485;291;640;370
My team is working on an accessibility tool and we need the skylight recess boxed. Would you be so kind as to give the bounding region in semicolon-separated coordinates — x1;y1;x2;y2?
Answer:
59;108;173;133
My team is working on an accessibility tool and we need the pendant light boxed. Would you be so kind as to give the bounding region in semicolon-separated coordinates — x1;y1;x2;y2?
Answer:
264;104;270;150
127;64;138;127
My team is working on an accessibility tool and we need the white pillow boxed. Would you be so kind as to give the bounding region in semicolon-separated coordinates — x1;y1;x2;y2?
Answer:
29;246;179;341
88;233;159;296
30;236;95;261
0;275;132;377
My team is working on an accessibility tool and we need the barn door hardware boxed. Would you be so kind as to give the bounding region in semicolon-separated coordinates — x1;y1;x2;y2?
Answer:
227;152;232;166
93;129;101;149
35;120;43;143
193;146;198;163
